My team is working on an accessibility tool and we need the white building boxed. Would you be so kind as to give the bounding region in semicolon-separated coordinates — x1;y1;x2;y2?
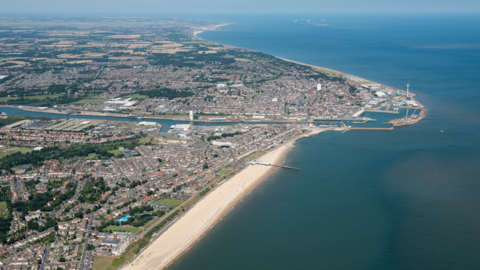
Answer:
317;84;322;91
212;141;233;147
173;124;191;131
189;110;194;120
137;121;157;126
375;91;386;98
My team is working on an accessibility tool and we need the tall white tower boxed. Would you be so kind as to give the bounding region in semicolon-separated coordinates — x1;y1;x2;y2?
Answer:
189;110;194;121
317;84;322;91
405;83;410;118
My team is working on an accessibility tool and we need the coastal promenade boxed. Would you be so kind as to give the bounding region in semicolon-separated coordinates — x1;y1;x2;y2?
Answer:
122;128;323;270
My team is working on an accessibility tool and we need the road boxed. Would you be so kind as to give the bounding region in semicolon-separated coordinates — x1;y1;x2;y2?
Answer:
114;159;126;178
39;247;50;270
79;215;93;270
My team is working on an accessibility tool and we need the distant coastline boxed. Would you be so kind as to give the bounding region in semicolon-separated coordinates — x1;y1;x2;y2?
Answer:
193;23;231;37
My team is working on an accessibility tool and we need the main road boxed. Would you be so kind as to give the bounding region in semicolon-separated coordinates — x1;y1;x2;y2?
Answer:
79;215;94;269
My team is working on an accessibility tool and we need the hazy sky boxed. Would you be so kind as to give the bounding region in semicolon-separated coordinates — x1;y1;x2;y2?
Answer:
2;0;480;14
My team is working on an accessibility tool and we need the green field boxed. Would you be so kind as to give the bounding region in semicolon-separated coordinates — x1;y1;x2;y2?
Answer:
0;97;12;102
121;94;148;100
72;98;107;104
0;147;33;159
0;94;62;102
230;73;255;77
153;198;183;207
138;137;153;145
25;94;62;100
84;153;100;160
108;149;123;156
0;202;8;218
216;169;229;174
103;226;140;234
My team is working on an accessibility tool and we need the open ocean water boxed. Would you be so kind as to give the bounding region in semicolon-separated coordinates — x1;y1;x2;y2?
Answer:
162;14;480;270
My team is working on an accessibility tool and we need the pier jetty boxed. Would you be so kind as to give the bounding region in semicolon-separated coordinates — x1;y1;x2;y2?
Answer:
250;159;300;170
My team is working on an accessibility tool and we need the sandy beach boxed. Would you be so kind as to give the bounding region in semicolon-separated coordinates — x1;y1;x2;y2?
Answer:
123;129;322;270
194;23;230;38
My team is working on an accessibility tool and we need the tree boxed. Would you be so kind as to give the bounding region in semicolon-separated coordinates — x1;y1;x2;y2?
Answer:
59;257;65;262
28;220;39;231
86;244;95;251
203;162;209;170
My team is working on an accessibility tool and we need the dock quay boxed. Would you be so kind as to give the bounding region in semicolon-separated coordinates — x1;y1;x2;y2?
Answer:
387;108;427;127
349;127;394;131
364;110;400;114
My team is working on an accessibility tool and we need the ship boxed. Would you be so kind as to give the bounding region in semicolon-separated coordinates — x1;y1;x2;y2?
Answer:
128;114;144;119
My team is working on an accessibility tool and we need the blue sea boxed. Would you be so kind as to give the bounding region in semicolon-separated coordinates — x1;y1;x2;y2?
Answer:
164;14;480;270
4;13;480;270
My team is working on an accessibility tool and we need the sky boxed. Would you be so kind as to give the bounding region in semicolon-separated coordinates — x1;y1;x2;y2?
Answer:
1;0;480;14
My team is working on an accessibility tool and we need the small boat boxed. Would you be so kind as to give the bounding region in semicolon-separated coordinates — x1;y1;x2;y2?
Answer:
441;130;443;132
128;114;144;119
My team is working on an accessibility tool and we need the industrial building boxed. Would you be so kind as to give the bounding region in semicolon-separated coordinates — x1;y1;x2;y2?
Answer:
43;119;94;132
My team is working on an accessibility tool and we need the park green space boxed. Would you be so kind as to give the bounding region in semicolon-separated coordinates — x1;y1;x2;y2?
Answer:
0;147;33;159
0;94;62;102
25;94;62;100
153;198;183;207
71;98;107;104
103;226;140;234
230;73;255;77
0;202;8;217
83;153;100;160
121;94;148;100
108;149;123;156
217;166;234;175
138;137;153;145
13;163;31;169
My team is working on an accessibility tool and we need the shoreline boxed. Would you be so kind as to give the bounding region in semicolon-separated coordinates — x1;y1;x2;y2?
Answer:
122;128;324;270
194;23;231;38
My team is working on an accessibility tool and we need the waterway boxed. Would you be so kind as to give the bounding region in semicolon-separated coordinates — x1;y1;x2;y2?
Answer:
0;107;279;133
